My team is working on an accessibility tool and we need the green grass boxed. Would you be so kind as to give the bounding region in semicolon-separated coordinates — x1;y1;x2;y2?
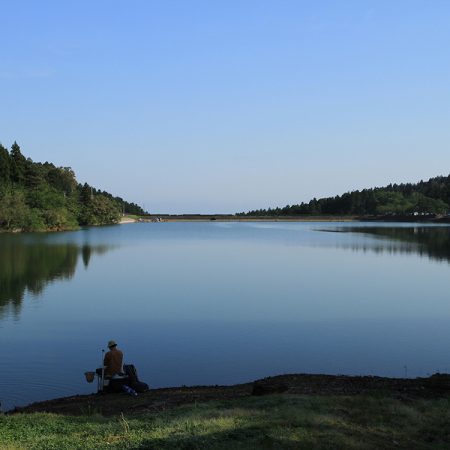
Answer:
2;395;450;449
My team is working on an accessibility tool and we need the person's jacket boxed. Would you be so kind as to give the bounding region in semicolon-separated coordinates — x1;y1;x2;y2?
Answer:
104;347;123;377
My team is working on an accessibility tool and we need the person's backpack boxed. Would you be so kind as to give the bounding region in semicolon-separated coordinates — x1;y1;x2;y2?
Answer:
123;364;149;392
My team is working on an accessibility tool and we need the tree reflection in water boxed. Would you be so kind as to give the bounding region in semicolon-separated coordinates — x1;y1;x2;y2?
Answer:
0;237;111;320
322;226;450;263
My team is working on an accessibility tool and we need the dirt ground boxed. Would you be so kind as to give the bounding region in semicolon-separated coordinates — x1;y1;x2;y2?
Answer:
11;373;450;417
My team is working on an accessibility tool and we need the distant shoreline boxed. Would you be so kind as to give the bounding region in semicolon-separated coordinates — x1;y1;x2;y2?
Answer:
135;214;450;224
3;214;450;234
138;214;358;222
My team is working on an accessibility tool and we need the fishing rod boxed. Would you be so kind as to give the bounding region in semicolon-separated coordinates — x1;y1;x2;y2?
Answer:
100;349;105;392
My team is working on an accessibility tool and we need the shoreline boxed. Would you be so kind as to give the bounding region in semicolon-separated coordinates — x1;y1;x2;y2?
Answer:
6;374;450;449
3;215;450;234
11;372;450;417
119;216;137;224
138;214;450;224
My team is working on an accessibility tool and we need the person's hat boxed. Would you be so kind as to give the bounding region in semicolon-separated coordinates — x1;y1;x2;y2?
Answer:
107;340;117;348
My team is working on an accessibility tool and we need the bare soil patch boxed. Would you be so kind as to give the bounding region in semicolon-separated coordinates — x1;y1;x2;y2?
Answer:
12;373;450;417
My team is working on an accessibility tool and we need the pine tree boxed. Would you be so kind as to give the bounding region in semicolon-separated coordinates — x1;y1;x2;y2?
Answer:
10;141;27;185
0;144;11;185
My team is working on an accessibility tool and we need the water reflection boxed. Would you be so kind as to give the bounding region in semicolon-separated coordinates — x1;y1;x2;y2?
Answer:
321;225;450;263
0;236;112;320
1;222;450;411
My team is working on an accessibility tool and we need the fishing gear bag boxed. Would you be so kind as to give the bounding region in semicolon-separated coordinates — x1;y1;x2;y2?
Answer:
123;364;149;392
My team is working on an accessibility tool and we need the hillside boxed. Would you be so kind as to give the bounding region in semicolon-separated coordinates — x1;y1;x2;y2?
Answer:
0;141;145;231
239;175;450;217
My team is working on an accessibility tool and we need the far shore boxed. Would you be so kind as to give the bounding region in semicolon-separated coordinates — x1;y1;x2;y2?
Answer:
3;214;449;234
164;216;357;222
133;214;450;224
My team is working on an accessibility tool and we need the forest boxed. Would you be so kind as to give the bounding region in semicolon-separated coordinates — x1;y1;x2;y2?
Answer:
0;141;145;231
239;175;450;217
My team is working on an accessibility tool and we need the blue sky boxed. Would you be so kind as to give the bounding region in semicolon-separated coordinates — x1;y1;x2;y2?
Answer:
1;1;449;213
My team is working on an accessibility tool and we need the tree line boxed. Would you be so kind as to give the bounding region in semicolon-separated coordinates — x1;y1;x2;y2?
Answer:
0;141;145;231
238;175;450;217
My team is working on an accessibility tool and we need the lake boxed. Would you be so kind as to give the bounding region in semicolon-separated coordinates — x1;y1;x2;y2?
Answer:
1;221;450;411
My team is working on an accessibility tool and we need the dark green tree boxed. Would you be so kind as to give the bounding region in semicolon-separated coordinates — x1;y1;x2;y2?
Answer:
0;144;11;185
80;183;93;205
10;141;27;184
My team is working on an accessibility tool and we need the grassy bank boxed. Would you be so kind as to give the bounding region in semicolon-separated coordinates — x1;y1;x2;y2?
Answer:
6;374;450;449
2;394;450;449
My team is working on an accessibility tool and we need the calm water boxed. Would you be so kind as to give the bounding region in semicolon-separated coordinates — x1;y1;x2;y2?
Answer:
1;221;450;410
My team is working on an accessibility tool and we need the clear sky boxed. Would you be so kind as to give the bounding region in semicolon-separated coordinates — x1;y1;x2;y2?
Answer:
1;1;449;213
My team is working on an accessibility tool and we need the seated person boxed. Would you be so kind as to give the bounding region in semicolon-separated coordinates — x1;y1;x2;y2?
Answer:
103;340;124;378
